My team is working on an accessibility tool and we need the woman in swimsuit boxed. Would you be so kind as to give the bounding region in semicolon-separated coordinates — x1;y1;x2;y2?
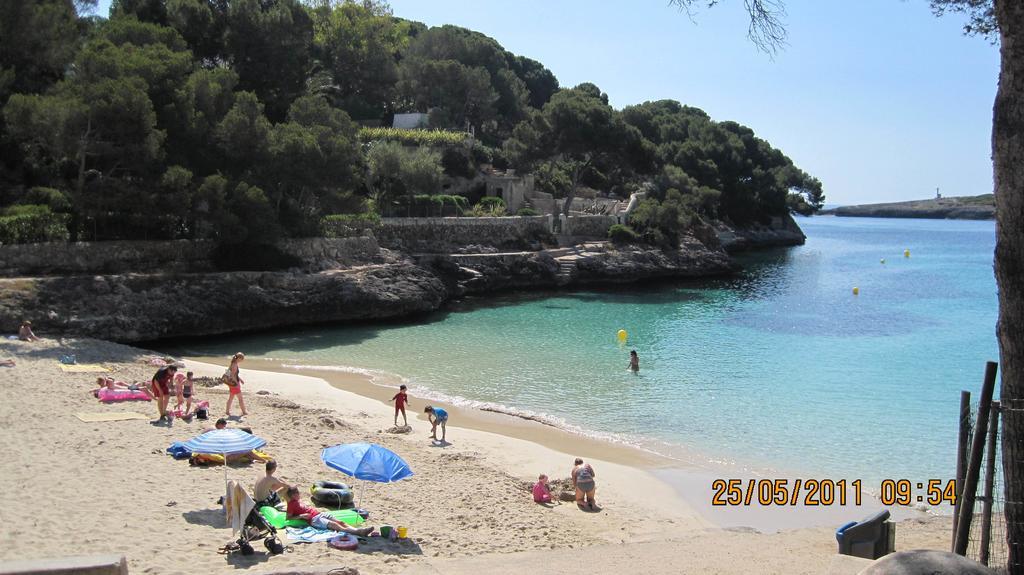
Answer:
225;352;248;417
571;458;597;510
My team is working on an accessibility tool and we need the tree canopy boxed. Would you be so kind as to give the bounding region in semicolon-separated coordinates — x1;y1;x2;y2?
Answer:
0;0;822;246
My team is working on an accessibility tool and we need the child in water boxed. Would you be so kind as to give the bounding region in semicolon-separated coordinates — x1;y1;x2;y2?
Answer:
391;384;411;427
628;350;639;373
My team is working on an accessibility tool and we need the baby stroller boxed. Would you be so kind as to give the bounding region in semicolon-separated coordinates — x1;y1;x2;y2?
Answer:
235;505;284;556
221;481;285;556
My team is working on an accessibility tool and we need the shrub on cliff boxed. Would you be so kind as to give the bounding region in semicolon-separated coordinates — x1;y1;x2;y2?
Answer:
608;223;640;244
0;205;70;244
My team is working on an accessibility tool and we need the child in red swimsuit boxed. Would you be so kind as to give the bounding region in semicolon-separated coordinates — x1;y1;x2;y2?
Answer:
391;384;410;427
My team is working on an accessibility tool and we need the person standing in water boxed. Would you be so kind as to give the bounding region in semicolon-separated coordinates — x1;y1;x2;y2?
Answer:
628;350;639;373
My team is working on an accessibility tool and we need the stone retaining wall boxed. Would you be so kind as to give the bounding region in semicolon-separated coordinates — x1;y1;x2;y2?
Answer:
0;237;380;276
563;215;616;238
374;216;555;253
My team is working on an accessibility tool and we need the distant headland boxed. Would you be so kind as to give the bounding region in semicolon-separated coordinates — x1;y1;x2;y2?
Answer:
821;194;994;220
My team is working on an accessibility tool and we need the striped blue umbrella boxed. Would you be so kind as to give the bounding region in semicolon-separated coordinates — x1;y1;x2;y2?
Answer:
182;429;266;455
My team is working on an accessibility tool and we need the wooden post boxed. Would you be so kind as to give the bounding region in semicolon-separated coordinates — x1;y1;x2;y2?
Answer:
954;361;999;555
980;401;1002;566
952;390;972;551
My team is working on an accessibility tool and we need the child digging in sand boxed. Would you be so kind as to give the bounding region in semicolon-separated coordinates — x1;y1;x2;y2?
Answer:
533;474;553;504
286;486;372;535
424;405;448;442
391;384;411;427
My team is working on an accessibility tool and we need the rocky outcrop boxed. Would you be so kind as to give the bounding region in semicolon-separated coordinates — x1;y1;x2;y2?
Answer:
716;213;806;252
572;236;734;283
0;262;447;342
823;196;995;220
420;234;734;296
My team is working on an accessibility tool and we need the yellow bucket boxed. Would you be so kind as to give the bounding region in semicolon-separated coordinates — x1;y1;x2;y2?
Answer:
397;526;408;539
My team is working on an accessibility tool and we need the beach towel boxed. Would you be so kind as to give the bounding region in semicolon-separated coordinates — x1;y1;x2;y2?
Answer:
224;480;255;536
75;411;150;422
60;364;109;373
96;388;150;402
285;526;339;543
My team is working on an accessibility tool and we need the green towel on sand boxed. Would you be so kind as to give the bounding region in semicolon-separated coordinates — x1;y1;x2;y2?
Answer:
259;506;364;529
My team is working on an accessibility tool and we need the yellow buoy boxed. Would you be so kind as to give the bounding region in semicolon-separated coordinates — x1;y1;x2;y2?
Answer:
904;249;910;258
617;329;627;342
852;287;860;295
880;258;886;264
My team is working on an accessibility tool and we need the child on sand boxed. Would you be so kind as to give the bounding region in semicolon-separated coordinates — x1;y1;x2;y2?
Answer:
175;371;195;415
424;406;448;442
391;384;410;427
224;352;248;417
286;486;372;535
533;474;553;504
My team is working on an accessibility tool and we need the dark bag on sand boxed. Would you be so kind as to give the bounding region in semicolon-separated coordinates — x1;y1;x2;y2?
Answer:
195;407;208;420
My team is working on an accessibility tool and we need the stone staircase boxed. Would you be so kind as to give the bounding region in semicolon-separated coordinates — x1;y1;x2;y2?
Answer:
554;256;579;285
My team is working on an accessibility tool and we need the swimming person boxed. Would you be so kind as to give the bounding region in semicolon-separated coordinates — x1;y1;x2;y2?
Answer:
628;350;639;373
424;406;448;442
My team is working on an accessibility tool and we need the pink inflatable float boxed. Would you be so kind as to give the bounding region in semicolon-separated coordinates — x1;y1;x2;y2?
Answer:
328;534;358;551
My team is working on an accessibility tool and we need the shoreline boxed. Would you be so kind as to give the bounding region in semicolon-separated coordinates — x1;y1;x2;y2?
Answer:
187;354;940;533
1;337;954;574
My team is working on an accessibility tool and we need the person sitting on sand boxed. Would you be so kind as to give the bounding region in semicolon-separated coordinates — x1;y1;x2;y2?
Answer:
424;406;448;442
151;364;177;422
286;486;373;536
18;320;39;342
391;384;411;427
202;418;254;434
224;352;248;417
628;350;639;373
571;458;597;510
533;474;553;504
254;460;288;508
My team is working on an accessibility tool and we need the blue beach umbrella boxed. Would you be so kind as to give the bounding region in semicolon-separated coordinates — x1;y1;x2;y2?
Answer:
321;443;413;507
182;428;267;455
321;443;413;483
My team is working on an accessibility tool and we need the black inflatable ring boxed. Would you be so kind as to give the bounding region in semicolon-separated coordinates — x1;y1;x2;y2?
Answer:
311;480;353;507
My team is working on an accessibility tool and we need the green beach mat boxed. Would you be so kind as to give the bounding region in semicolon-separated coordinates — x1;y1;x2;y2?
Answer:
259;506;365;529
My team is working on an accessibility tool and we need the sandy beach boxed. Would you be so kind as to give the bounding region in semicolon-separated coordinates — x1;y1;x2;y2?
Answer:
0;337;953;574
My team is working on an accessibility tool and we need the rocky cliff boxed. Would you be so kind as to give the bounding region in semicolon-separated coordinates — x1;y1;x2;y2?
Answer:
0;221;793;343
0;262;446;342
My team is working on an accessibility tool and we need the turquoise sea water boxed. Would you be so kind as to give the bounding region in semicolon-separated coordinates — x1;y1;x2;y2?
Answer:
177;216;997;486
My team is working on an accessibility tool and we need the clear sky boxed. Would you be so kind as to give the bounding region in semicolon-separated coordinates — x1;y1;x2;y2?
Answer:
96;0;1000;205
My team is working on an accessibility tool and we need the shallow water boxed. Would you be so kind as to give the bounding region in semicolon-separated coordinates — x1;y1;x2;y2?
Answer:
175;216;998;487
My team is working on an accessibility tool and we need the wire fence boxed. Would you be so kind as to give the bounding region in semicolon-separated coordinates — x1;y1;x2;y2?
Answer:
962;400;1013;573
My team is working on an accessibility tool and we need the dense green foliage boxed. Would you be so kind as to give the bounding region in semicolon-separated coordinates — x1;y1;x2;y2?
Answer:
0;0;822;245
607;223;640;244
